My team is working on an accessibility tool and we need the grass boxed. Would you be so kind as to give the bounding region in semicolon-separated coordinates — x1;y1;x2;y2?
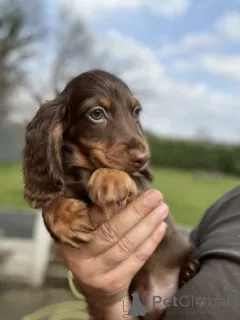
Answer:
151;167;239;226
0;164;27;207
0;163;239;226
0;163;26;208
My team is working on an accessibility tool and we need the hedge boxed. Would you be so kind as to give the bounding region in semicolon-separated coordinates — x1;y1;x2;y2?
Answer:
145;131;240;176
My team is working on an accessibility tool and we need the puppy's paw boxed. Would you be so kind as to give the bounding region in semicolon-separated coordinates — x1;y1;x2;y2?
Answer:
178;258;200;288
88;168;137;218
43;198;94;248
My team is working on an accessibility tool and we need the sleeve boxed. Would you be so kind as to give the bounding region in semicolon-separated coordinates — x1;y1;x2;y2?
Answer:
164;184;240;320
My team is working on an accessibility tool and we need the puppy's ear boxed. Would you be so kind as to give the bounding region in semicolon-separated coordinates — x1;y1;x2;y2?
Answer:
23;93;69;207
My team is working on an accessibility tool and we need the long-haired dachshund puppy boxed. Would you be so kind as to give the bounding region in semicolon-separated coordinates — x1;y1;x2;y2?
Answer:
23;69;199;319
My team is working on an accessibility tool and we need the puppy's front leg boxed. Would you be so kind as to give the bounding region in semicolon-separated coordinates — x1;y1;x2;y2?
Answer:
88;168;137;219
43;197;94;248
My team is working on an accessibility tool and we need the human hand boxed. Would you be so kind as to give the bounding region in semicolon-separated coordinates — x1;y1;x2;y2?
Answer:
59;189;169;314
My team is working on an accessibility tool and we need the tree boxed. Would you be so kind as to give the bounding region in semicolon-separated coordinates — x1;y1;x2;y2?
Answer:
51;9;92;95
19;6;93;105
0;0;44;124
0;1;160;123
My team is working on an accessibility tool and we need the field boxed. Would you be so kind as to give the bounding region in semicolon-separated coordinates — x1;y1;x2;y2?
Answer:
0;163;239;226
0;163;27;208
151;167;239;225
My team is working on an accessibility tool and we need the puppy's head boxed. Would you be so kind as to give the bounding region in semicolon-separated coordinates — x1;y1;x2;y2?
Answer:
64;69;150;173
23;69;150;207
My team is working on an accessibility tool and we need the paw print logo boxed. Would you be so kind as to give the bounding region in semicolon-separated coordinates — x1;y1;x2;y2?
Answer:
195;296;207;307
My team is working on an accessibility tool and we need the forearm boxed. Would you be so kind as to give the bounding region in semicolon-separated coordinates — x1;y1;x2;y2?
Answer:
87;295;140;320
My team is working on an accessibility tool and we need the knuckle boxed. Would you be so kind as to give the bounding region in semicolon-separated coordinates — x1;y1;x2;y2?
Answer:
99;220;119;243
131;201;144;218
161;202;169;214
135;251;150;263
145;215;157;228
116;236;132;256
151;232;163;246
102;237;132;268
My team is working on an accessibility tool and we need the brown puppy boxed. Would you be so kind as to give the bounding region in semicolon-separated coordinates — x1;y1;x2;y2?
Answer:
22;69;198;318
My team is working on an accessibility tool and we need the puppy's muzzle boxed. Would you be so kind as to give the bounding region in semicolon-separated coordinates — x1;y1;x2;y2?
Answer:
129;149;149;171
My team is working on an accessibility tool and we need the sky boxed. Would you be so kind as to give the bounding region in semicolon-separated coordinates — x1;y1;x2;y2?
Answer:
19;0;240;143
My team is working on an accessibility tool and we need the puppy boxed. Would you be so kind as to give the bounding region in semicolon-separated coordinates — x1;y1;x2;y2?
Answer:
22;69;198;318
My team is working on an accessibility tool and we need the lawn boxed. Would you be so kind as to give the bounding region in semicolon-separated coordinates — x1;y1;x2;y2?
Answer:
0;163;239;226
0;163;26;208
152;167;239;225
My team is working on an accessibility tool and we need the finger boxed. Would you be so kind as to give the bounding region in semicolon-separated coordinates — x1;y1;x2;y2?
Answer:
106;222;167;286
99;203;169;270
89;189;163;255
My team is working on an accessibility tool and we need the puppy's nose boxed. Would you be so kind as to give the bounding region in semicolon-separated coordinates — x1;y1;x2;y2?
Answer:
129;149;149;169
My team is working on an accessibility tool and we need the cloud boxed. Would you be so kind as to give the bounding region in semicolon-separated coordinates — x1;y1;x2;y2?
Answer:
150;0;190;17
173;54;240;83
200;55;240;82
14;1;240;142
15;25;239;141
58;0;191;20
159;32;220;57
90;30;166;99
89;31;239;142
159;10;240;59
214;11;240;41
172;59;195;71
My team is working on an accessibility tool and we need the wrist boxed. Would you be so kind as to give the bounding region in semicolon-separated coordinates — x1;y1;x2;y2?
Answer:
87;295;139;320
83;288;127;309
69;272;138;319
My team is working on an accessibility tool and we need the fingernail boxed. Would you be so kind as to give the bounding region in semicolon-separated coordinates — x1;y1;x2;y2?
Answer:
157;221;167;233
144;189;163;205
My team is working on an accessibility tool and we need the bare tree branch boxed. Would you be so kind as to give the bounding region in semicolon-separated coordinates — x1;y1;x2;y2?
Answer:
0;0;44;123
51;8;92;94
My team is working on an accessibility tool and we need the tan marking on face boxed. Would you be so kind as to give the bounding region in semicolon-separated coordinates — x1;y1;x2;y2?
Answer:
130;96;138;108
79;138;129;170
71;144;93;169
80;139;107;152
89;147;110;168
99;97;111;109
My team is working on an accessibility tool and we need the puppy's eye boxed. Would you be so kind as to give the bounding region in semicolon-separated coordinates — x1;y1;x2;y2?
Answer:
88;108;105;122
133;106;141;119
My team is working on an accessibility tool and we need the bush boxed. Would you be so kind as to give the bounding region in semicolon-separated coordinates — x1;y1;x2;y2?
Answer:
145;131;240;176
